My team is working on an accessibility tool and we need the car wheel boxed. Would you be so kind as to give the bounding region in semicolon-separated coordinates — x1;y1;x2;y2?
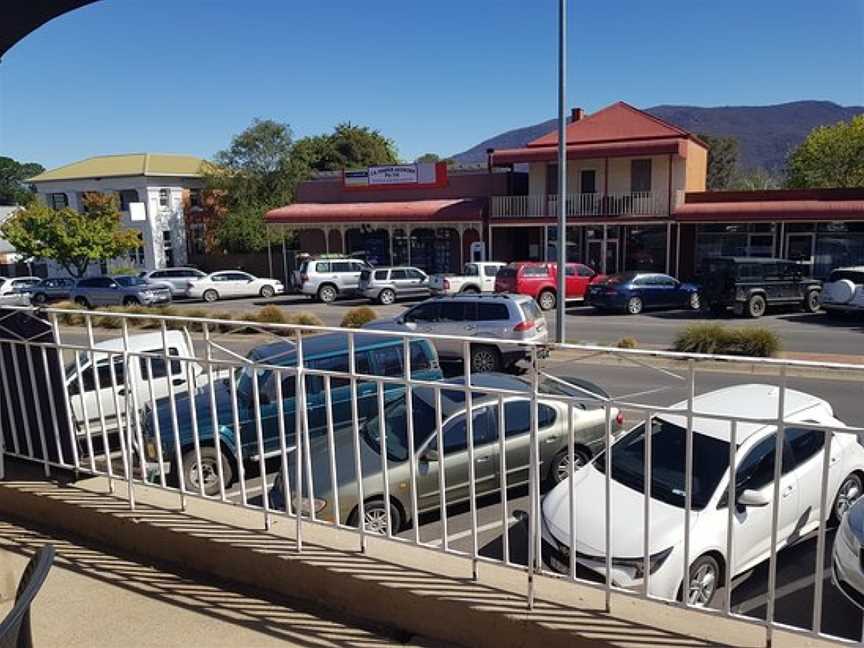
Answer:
318;284;337;303
351;499;401;535
689;293;701;310
182;447;233;497
470;345;501;373
746;294;766;318
548;447;592;486
260;284;275;299
832;473;863;523
32;293;47;305
123;296;139;306
378;288;396;305
203;289;219;303
626;296;643;315
538;290;556;311
802;290;820;313
74;296;90;309
684;555;721;607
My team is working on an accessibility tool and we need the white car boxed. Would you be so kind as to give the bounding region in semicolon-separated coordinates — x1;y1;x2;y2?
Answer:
0;276;41;296
187;271;284;303
542;384;864;606
821;267;864;317
833;496;864;609
429;262;506;295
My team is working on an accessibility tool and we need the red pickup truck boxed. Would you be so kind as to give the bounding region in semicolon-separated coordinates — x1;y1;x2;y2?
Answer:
494;262;602;310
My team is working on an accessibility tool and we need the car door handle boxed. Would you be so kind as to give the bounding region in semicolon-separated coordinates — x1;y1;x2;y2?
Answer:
476;455;491;463
172;378;186;386
464;324;477;331
544;435;559;444
830;456;840;466
782;484;795;498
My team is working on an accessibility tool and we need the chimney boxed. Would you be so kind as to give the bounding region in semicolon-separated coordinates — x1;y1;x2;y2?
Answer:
571;107;585;122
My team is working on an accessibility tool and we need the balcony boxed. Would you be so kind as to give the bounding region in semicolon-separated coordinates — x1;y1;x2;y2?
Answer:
490;192;667;219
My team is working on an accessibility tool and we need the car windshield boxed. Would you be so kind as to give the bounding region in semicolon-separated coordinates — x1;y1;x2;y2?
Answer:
362;390;438;461
595;418;730;510
115;276;147;287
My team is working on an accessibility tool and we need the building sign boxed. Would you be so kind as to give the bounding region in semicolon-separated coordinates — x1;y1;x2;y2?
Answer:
343;162;448;191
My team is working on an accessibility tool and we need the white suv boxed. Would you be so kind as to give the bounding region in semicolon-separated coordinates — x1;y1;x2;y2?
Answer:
298;258;371;303
821;267;864;317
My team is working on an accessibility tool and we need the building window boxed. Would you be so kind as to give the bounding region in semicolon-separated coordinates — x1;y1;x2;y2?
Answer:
159;189;169;208
188;188;202;209
118;189;139;211
580;169;596;194
546;163;558;195
695;223;777;269
48;193;68;210
162;230;174;267
128;231;145;265
630;159;652;193
190;223;206;255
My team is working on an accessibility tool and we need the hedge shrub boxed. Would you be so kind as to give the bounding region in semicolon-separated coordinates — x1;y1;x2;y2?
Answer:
673;323;781;357
340;306;378;329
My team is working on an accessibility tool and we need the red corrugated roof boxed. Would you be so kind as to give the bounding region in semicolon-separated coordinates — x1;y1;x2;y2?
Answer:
674;200;864;222
265;198;485;224
529;102;702;148
490;138;687;165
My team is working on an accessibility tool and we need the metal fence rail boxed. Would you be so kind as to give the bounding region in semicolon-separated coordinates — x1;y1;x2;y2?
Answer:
1;305;863;646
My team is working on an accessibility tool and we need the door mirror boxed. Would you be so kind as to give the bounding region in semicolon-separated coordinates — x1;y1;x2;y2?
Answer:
737;489;770;508
421;448;439;462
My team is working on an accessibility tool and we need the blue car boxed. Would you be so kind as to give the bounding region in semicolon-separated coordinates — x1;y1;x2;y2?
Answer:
585;272;700;315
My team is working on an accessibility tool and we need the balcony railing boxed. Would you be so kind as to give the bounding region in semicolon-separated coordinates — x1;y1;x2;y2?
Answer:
490;192;667;219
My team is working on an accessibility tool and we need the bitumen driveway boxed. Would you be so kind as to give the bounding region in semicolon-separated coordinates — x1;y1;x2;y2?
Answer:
167;293;864;356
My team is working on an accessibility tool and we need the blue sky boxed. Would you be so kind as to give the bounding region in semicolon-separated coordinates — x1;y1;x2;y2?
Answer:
2;0;863;169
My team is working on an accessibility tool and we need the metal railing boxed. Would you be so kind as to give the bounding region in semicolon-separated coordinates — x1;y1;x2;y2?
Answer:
0;305;863;646
490;192;666;219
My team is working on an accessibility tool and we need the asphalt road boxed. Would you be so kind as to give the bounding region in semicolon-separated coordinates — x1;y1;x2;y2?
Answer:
130;292;864;356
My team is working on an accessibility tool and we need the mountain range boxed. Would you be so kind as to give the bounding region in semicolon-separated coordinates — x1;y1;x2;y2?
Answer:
451;101;863;171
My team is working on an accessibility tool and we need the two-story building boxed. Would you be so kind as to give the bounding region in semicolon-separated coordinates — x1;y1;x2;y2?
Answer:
28;153;213;275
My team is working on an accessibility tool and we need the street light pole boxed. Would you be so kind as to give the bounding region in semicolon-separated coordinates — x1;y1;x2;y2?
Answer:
555;0;567;343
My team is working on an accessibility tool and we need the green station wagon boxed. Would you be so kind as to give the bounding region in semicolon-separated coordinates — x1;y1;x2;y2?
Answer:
142;332;442;495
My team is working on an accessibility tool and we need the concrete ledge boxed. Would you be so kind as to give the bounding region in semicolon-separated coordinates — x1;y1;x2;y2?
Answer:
0;462;842;648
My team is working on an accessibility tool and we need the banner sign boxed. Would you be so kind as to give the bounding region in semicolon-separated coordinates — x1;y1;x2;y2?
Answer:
343;162;447;191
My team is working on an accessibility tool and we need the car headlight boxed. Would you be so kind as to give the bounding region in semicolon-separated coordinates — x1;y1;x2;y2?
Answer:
612;547;674;579
294;496;327;514
144;440;159;461
141;290;154;298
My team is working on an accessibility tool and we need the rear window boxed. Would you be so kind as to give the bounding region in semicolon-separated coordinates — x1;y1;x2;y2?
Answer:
520;300;542;321
483;265;501;277
497;267;516;278
374;270;388;280
828;270;864;284
520;265;548;277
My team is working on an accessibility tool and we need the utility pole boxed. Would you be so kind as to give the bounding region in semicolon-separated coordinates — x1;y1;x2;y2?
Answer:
555;0;567;343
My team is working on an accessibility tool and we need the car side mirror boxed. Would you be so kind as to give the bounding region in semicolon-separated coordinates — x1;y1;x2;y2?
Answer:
737;489;770;508
421;448;439;462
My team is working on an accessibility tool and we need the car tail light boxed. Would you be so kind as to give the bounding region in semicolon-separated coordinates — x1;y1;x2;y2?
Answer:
615;411;625;426
443;279;450;290
513;320;535;332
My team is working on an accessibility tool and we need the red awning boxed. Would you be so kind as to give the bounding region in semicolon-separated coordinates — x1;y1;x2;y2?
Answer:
490;138;687;165
674;200;864;222
266;198;485;224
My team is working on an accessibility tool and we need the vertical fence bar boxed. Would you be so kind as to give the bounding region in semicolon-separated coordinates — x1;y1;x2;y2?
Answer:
185;357;205;499
105;352;131;505
203;324;227;502
527;345;539;609
765;365;787;648
462;341;479;580
251;368;270;529
376;382;393;537
228;364;247;506
275;368;293;518
10;339;34;458
724;420;738;614
73;341;96;473
642;411;653;597
0;340;20;458
86;315;114;489
50;314;80;471
435;386;448;551
294;330;304;551
498;394;510;565
603;402;613;613
324;375;341;526
568;402;576;581
403;338;419;545
682;359;695;606
145;357;167;489
348;331;366;552
39;346;65;468
812;428;833;634
22;342;50;475
161;322;185;509
122;320;146;485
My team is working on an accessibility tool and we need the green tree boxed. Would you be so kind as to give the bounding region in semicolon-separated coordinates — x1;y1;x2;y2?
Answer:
0;156;44;205
292;122;399;172
0;192;140;277
206;118;300;253
730;167;782;191
786;116;864;188
699;134;739;191
415;153;440;163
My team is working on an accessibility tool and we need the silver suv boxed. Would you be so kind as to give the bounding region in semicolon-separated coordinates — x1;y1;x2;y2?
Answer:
358;266;430;305
140;267;207;297
298;258;371;303
364;293;548;372
71;275;172;307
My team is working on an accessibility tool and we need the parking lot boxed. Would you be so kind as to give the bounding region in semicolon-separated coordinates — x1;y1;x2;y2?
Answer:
169;291;864;356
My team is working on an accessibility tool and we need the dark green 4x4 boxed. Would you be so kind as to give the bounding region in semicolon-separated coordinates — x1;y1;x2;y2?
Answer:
698;257;822;318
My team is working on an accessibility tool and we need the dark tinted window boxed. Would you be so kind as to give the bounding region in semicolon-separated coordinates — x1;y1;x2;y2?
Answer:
736;264;764;281
786;427;825;469
309;353;350;389
69;356;126;395
502;400;556;437
372;345;402;375
565;265;576;276
391;269;407;280
332;262;351;272
476;303;509;321
484;265;501;277
408;341;434;371
140;348;182;380
439;408;496;454
407;269;426;280
736;433;792;492
405;302;439;323
497;267;517;278
464;264;479;276
439;302;467;321
227;272;252;281
373;270;388;280
655;275;678;287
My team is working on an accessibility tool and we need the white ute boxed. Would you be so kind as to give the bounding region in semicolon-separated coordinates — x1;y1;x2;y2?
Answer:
429;262;505;295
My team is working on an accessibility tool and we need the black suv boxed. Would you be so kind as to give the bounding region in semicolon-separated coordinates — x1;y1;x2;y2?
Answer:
698;257;821;318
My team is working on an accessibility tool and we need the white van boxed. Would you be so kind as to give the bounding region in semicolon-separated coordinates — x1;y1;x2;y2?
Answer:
65;330;204;439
